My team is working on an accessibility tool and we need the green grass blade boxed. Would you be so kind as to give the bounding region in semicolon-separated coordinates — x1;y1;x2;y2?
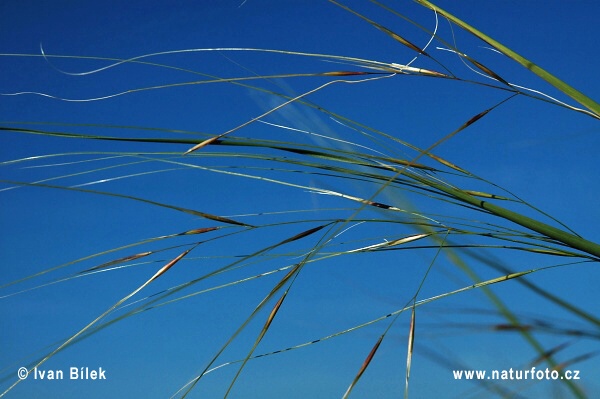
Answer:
414;0;600;118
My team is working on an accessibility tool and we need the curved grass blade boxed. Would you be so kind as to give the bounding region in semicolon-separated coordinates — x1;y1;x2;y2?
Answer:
0;225;226;292
329;0;429;56
0;246;195;398
0;179;252;227
414;0;600;118
183;74;394;154
440;247;587;399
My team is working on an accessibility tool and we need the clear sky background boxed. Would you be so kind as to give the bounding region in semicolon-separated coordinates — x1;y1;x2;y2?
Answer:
1;1;599;398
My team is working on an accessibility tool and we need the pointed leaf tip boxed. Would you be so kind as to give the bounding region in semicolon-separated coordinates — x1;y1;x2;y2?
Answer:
181;227;220;235
342;335;384;399
184;136;220;155
148;247;191;283
405;308;416;399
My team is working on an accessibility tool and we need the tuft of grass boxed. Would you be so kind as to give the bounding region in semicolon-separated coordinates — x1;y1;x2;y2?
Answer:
1;1;598;398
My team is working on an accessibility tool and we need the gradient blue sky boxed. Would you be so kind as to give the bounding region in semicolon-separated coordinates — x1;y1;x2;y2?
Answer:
1;1;599;398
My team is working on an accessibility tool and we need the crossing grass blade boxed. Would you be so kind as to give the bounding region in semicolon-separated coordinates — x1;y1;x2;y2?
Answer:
2;1;599;398
223;292;288;398
178;263;303;399
0;179;253;227
0;246;194;397
414;0;600;118
329;0;429;56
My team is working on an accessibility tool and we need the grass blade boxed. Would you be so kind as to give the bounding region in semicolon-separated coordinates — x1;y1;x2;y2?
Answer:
404;307;416;399
342;335;384;399
1;246;194;397
414;0;600;117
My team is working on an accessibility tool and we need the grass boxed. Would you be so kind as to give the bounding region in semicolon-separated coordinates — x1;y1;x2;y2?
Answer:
1;1;599;398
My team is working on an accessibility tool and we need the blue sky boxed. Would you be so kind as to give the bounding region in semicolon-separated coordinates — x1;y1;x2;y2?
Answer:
1;1;599;398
